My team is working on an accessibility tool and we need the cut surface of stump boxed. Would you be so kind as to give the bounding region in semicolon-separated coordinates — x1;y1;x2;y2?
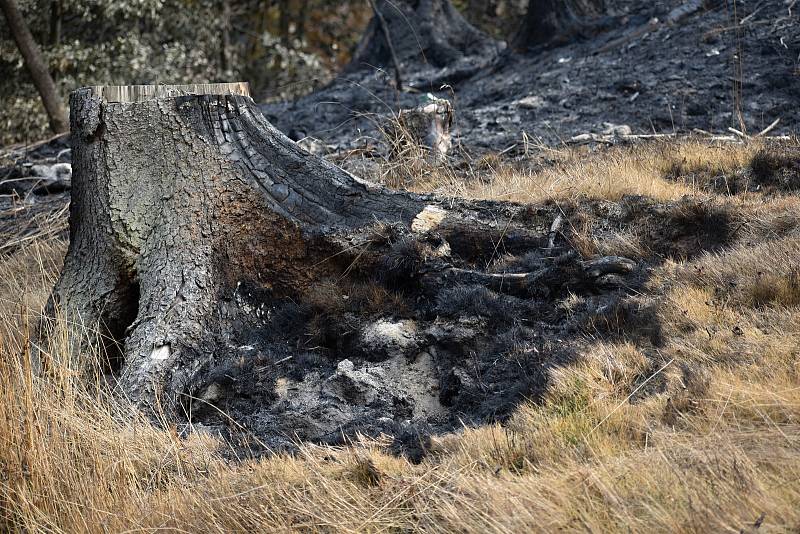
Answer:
49;83;641;453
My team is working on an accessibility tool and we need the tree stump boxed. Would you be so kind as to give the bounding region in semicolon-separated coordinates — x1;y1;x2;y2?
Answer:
387;97;453;161
48;83;633;418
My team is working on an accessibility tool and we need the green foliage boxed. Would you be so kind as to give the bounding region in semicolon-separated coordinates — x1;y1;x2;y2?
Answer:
0;0;372;145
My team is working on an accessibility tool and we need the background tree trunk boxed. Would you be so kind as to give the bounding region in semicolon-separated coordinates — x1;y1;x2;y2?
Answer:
0;0;67;133
349;0;495;70
278;0;290;46
48;0;61;46
367;0;403;89
512;0;605;50
219;0;231;75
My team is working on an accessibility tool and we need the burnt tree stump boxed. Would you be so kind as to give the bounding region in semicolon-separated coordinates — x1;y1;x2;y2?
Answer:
47;83;628;415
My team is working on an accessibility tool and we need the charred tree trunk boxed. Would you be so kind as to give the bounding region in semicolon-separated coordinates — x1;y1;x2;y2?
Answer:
512;0;606;50
48;84;632;417
367;0;403;89
0;0;67;133
349;0;495;71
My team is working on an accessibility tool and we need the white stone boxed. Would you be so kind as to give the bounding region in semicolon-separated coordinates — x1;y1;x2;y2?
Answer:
337;359;355;373
515;95;546;109
361;319;417;358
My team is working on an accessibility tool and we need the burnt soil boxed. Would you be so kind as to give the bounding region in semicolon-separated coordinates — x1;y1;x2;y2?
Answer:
264;0;798;154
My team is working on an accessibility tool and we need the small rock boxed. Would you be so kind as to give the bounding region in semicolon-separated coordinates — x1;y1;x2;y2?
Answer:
601;122;632;136
31;162;71;181
296;136;328;156
199;382;224;403
337;359;355;373
30;162;72;194
515;95;546;110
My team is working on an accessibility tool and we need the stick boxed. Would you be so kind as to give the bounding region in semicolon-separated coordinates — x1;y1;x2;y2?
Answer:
727;126;750;139
586;358;675;437
756;118;781;137
739;4;763;25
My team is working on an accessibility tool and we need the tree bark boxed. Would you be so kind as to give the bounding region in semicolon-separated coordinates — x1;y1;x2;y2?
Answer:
512;0;605;50
0;0;67;133
349;0;496;70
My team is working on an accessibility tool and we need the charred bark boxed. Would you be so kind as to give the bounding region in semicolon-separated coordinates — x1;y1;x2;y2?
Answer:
47;83;633;419
512;0;606;50
348;0;496;71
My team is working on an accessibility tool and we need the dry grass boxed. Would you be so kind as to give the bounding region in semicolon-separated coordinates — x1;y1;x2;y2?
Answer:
403;138;764;203
2;139;800;532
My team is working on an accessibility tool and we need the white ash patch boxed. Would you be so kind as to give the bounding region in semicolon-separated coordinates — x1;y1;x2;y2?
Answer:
361;319;418;358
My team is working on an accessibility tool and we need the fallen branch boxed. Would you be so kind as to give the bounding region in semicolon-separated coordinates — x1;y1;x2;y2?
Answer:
568;130;790;146
727;127;750;140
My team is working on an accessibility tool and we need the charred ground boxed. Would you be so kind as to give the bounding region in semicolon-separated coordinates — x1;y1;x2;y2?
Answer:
265;0;797;154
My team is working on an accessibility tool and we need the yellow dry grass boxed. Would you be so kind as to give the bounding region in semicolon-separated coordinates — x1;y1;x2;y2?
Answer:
409;138;762;203
2;138;800;532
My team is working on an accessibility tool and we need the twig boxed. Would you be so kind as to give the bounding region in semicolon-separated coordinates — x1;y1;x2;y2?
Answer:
756;118;781;137
586;358;675;437
727;126;750;139
739;3;763;25
497;143;517;157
